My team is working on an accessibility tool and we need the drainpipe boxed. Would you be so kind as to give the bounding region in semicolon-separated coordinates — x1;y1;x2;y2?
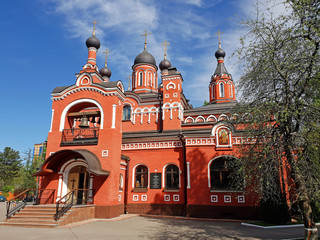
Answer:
124;157;130;214
178;133;187;216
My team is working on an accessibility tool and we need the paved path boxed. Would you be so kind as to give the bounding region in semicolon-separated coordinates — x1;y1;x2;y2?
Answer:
0;202;318;240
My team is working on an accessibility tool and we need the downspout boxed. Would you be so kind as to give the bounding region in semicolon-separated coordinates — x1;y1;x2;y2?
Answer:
124;157;130;214
178;133;187;216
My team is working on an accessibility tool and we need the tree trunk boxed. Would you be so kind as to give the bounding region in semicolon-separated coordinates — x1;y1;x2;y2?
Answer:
293;167;318;240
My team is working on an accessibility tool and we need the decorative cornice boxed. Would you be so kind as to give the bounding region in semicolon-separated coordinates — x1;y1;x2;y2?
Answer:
51;87;125;102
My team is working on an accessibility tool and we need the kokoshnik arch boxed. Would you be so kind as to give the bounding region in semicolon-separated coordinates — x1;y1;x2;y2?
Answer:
36;27;262;220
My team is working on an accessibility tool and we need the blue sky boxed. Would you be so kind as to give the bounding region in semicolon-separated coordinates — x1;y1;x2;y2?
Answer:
0;0;276;155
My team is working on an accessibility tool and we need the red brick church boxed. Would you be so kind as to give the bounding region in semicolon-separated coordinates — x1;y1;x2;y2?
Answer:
36;26;259;220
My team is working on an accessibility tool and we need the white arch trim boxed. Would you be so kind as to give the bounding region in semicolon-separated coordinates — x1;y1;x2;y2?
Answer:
218;114;229;121
59;159;88;200
132;163;150;188
184;116;195;123
195;116;205;123
59;98;104;131
206;115;217;123
207;155;238;188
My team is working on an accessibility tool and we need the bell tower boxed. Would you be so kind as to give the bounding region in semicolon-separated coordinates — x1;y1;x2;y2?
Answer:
209;31;236;104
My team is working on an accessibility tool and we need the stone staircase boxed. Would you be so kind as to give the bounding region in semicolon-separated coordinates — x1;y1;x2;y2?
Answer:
1;204;60;228
1;204;95;228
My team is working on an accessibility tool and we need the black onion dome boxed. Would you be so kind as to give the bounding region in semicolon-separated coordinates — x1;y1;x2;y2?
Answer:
86;35;101;49
159;59;172;71
100;67;111;78
215;48;226;59
134;49;156;66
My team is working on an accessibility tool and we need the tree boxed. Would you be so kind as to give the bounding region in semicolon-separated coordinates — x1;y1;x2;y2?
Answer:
0;147;21;189
234;0;320;238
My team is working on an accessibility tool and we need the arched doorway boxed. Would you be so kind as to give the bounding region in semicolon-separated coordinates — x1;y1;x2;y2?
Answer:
67;165;89;204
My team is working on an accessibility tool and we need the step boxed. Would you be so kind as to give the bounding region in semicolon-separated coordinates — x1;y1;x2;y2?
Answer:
15;212;54;217
10;215;54;220
7;219;57;224
21;210;56;214
0;222;59;228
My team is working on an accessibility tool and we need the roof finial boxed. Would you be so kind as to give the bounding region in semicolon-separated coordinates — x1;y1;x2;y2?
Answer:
161;40;170;60
92;20;98;36
103;49;110;67
216;30;223;49
141;29;151;50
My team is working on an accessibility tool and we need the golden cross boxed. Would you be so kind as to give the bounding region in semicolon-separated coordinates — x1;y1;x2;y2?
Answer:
103;49;110;67
161;40;170;59
216;30;223;48
126;75;131;91
92;20;98;35
141;29;151;50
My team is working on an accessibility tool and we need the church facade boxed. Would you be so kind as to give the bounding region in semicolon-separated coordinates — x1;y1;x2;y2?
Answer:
37;28;259;219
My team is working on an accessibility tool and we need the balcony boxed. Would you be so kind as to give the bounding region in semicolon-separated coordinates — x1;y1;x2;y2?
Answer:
61;127;99;146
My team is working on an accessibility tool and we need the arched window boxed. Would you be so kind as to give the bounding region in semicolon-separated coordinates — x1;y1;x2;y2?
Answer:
122;105;131;121
219;82;225;97
149;72;152;87
230;83;233;98
165;165;179;189
210;157;242;190
135;165;148;188
139;72;143;86
212;85;215;99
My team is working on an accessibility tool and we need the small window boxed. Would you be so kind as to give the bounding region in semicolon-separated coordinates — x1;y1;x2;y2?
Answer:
165;165;179;189
219;82;225;97
135;165;148;188
210;157;242;190
119;174;124;190
122;105;131;121
230;83;233;98
139;72;143;86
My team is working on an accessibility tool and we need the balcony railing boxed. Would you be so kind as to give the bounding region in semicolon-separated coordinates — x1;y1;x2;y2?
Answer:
61;127;99;145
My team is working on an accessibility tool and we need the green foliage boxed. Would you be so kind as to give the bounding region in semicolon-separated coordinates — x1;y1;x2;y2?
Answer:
203;100;209;106
0;147;21;189
2;185;14;193
233;0;320;232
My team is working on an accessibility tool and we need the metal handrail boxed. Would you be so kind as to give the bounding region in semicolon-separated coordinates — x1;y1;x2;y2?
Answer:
54;188;92;221
6;189;55;219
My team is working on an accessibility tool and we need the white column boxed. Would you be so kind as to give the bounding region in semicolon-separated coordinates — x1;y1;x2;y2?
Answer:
49;109;54;132
112;104;117;128
56;175;63;201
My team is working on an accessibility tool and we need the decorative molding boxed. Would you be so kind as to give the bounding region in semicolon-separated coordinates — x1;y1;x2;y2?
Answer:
211;195;218;203
141;195;147;201
224;195;231;203
164;195;170;201
173;195;179;202
133;195;139;201
102;150;108;157
122;141;183;150
238;195;245;203
186;138;215;146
